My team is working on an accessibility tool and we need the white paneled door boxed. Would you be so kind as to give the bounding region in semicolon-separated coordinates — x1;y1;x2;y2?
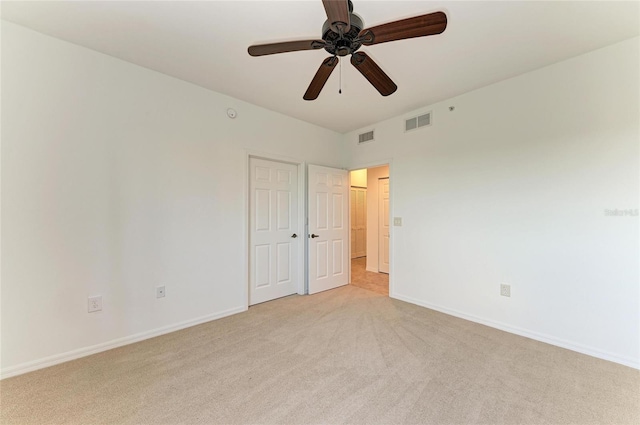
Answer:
308;164;349;294
378;177;390;274
249;158;299;305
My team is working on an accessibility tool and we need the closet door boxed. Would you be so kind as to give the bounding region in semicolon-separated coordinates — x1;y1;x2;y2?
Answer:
350;187;366;259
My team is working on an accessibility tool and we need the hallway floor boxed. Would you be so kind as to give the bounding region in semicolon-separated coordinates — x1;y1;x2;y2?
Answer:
350;257;389;296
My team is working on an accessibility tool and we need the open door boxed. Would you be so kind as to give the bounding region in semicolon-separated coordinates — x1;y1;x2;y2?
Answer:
308;164;349;294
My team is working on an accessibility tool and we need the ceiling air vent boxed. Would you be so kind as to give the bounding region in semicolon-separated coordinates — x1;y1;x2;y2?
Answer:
405;111;432;132
358;130;375;144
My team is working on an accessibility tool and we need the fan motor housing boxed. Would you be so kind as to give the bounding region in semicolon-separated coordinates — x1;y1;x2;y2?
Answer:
322;13;364;56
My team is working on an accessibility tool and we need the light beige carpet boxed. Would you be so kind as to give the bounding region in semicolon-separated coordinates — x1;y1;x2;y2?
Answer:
1;285;638;424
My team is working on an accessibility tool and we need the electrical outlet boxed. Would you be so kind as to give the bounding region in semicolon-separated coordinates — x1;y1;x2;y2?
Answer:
88;296;102;313
156;286;166;298
500;284;511;297
393;217;402;226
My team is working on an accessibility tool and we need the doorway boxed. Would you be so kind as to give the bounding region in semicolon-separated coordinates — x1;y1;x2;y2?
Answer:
349;165;390;296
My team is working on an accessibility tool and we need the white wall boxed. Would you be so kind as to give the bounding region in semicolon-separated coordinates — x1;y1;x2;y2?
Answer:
365;166;389;272
345;37;640;368
0;22;344;377
349;169;367;188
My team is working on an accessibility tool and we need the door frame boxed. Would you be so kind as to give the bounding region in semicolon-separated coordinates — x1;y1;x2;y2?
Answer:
348;159;394;296
244;151;307;308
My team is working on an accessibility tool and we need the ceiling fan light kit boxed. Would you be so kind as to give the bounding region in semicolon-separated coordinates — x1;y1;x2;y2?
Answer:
248;0;447;101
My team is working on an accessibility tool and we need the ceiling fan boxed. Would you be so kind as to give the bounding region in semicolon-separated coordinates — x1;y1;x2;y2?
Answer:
248;0;447;101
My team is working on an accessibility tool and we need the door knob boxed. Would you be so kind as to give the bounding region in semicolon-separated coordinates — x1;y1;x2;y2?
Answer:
310;234;319;238
291;233;297;238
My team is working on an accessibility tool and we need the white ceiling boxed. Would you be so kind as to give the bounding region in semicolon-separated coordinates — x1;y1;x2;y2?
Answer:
2;1;638;133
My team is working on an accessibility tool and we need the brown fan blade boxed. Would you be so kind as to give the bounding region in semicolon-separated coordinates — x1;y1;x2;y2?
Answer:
248;40;326;56
304;56;339;101
350;52;397;96
359;11;447;46
322;0;351;33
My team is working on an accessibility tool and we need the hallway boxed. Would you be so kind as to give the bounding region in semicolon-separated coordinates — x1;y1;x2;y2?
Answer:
350;257;389;296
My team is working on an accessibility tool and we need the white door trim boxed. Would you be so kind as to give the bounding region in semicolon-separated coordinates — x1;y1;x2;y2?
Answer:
244;151;306;309
347;159;393;296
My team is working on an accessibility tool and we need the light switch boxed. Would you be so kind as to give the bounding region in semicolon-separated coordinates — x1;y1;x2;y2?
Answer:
393;217;402;226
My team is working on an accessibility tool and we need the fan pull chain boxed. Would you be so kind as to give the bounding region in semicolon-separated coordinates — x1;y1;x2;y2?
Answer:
339;59;342;94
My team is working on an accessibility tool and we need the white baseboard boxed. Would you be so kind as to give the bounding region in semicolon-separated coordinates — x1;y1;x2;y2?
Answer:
390;292;639;370
1;305;247;380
